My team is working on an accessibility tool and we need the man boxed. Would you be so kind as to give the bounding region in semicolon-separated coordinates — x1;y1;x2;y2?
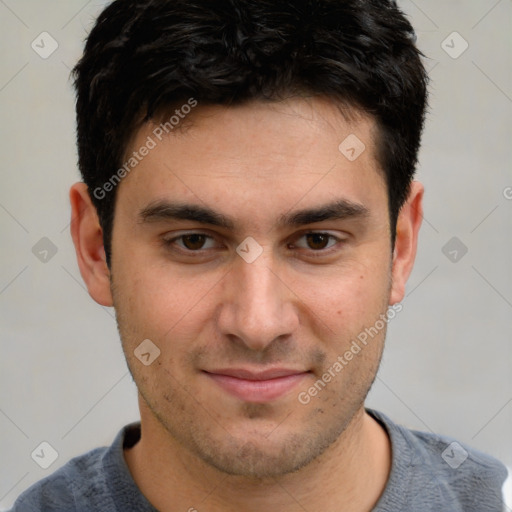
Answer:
10;0;508;510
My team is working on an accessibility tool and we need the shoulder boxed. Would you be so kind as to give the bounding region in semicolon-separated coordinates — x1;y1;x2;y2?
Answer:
8;446;108;512
368;408;508;511
8;423;144;512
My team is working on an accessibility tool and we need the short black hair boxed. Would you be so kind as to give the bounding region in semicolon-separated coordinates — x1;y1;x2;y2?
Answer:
73;0;428;265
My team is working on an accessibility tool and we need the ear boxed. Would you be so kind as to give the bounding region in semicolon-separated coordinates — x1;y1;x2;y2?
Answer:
69;182;113;307
389;181;424;305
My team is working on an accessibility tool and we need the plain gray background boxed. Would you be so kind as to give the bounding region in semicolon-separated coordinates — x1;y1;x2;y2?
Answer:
0;0;511;509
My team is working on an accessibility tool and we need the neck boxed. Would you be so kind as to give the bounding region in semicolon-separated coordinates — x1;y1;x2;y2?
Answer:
124;403;391;512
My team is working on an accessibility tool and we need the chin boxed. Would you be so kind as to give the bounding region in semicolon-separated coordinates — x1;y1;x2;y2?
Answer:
189;425;341;479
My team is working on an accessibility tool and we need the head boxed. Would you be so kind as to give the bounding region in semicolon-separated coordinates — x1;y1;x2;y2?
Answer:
70;0;427;478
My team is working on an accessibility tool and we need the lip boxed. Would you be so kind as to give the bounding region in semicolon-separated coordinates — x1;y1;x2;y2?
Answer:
204;368;310;403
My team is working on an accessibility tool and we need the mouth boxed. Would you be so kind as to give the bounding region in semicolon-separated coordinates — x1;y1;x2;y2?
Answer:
203;368;311;403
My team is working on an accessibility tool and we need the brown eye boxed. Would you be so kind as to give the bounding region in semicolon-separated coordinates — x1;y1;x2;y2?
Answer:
305;233;330;250
181;234;207;250
162;232;218;254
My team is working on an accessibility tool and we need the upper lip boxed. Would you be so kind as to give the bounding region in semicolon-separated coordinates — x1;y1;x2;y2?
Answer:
204;368;308;381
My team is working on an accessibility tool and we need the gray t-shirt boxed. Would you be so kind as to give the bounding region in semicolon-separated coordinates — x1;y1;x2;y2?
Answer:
9;408;508;511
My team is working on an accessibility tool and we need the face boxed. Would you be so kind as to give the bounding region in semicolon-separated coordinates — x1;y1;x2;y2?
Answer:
100;97;406;477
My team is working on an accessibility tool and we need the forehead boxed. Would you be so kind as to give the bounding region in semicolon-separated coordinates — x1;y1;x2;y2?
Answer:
115;97;387;229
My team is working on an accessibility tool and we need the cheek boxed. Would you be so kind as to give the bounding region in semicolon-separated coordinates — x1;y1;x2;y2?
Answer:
294;257;391;382
114;263;220;348
294;256;391;328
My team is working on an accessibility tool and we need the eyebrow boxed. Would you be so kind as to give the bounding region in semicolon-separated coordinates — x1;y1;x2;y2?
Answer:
138;199;369;230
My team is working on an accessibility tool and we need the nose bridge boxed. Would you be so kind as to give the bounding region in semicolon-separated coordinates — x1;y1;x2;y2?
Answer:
219;252;297;350
240;257;280;316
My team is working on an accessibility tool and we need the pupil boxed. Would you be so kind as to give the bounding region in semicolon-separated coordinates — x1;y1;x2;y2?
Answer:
307;233;328;250
184;234;205;250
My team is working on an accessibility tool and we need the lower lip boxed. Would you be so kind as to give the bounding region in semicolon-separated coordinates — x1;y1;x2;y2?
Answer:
205;372;308;403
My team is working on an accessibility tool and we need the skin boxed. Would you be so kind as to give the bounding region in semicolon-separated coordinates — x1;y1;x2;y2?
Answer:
70;96;423;512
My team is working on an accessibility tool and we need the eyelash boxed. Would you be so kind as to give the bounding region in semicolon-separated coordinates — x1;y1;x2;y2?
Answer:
162;231;344;258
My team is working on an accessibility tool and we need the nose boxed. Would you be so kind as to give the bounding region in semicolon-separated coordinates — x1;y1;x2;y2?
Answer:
216;252;299;352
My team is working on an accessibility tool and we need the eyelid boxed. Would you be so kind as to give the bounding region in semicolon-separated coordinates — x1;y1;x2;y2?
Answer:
162;230;347;255
289;231;344;252
162;231;220;251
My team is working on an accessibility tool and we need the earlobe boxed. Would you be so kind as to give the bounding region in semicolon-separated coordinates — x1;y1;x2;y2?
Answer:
69;183;113;307
389;181;424;305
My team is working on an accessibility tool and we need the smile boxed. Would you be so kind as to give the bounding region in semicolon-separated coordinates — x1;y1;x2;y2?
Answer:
203;368;311;403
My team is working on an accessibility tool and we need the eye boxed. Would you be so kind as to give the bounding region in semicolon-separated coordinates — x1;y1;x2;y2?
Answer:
291;232;340;251
162;231;343;259
163;233;218;252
